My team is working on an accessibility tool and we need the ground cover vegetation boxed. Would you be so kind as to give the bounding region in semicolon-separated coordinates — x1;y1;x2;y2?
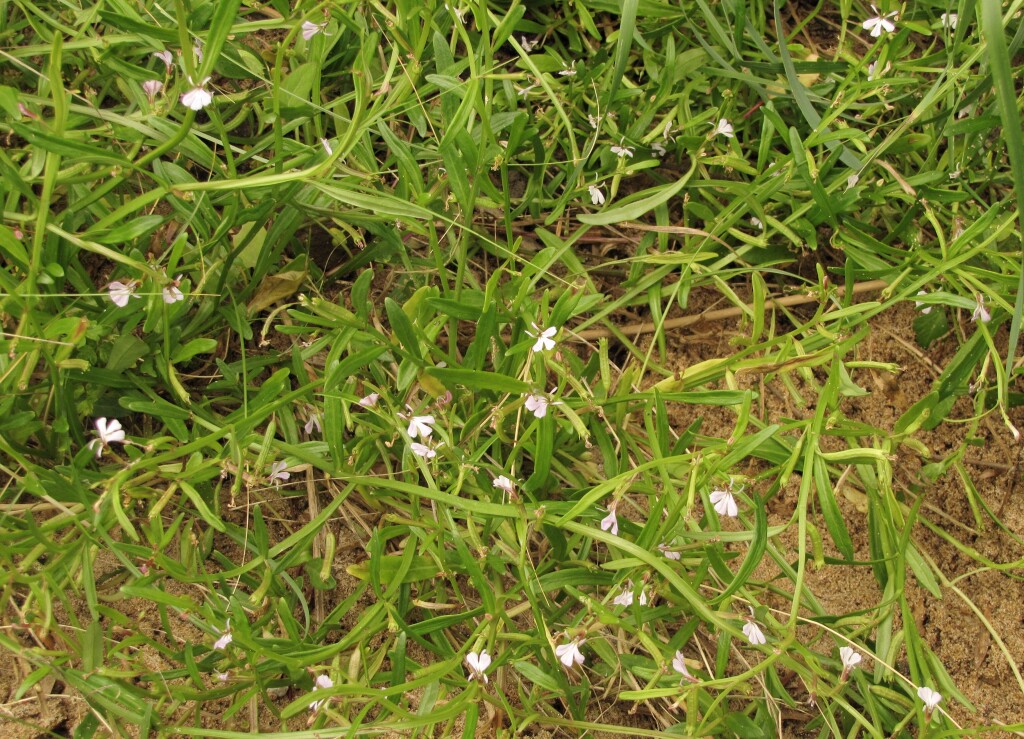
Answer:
2;0;1024;736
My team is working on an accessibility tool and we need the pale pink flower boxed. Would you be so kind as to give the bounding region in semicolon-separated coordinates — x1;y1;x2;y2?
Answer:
492;476;515;495
310;674;334;711
600;507;619;536
162;275;184;303
672;651;697;683
301;20;327;40
213;631;232;651
658;543;681;560
142;80;163;103
108;281;138;307
153;50;173;70
268;461;290;485
410;442;436;459
357;392;379;408
524;392;550;418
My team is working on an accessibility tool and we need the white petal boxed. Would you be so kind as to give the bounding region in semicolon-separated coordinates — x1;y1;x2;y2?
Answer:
213;632;233;650
410;442;436;459
600;510;618;536
181;86;212;111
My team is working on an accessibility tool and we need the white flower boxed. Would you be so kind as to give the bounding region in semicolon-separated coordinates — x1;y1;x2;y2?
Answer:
588;184;605;205
839;646;862;680
839;646;862;670
672;651;696;682
515;84;536;98
162;275;184;303
180;77;213;111
917;686;942;715
410;442;436;459
613;581;635;606
554;638;585;668
90;417;126;457
406;414;435;438
712;118;734;138
652;142;666;157
304;412;322;435
709;488;738;518
658;543;681;560
153;50;173;70
940;12;958;30
750;217;763;230
524;392;550;418
213;631;232;651
972;294;990;323
465;650;492;682
357;392;379;408
862;6;897;37
310;674;334;712
587;114;601;130
846;174;860;191
193;42;204;62
558;61;576;77
142;80;163;103
600;507;619;536
915;290;933;314
321;138;333;155
610;143;634;158
492;476;515;495
269;461;290;484
743;621;766;645
527;324;557;352
302;20;327;40
520;36;537;52
108;281;138;307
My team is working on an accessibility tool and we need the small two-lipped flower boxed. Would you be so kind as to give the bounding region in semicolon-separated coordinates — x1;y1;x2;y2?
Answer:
465;649;491;683
163;275;184;303
142;80;164;104
918;686;942;718
839;646;862;681
268;461;290;485
972;293;990;324
89;417;126;458
109;280;141;307
526;323;558;352
610;142;634;158
743;610;767;645
212;622;232;651
862;5;897;37
600;502;619;536
309;674;334;712
612;580;647;607
672;651;699;684
493;475;516;499
588;185;605;205
555;638;586;668
524;389;559;419
301;20;327;40
180;77;213;111
711;118;734;138
709;486;739;518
